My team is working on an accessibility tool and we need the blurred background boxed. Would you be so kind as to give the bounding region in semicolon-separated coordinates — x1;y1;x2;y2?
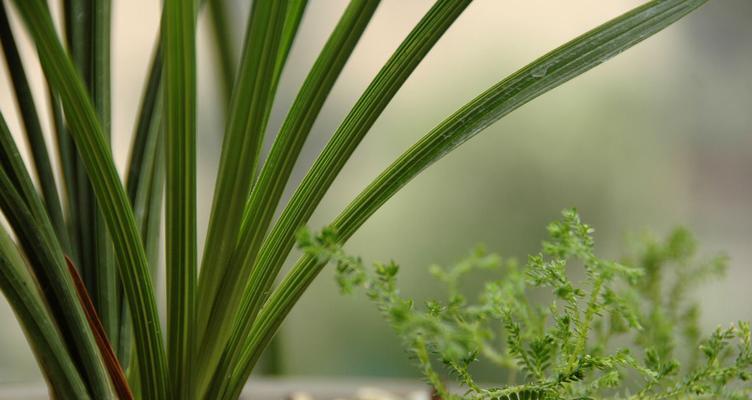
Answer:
1;0;751;385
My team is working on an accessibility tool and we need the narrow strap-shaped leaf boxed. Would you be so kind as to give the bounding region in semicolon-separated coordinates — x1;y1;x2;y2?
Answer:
196;0;290;347
0;112;114;398
91;0;112;139
0;115;51;227
273;0;309;97
47;87;80;262
211;3;471;396
118;47;162;370
10;1;168;397
62;0;117;346
64;0;97;295
206;0;235;108
117;145;164;376
196;1;379;392
163;0;197;396
0;227;90;400
63;0;90;80
88;0;119;358
197;0;306;328
58;0;87;268
206;0;307;112
241;0;468;314
66;256;133;400
0;1;70;253
224;0;709;394
126;48;163;205
119;47;165;369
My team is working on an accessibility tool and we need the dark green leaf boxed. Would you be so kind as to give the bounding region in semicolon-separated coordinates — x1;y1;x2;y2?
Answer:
0;1;69;254
9;1;168;397
0;227;89;399
163;0;198;396
0;113;113;398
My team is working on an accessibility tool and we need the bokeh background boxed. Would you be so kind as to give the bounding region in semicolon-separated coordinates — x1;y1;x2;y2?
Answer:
1;0;751;384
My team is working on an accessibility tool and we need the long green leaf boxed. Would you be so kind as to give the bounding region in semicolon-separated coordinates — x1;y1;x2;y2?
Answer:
211;2;471;396
224;0;709;395
206;0;235;109
120;47;165;369
0;226;89;399
9;1;168;397
0;113;113;398
273;0;309;98
0;1;69;254
47;87;80;262
64;0;97;298
163;0;197;397
85;0;119;358
196;1;379;392
126;48;163;205
196;0;290;348
61;0;118;348
58;0;88;269
206;0;307;112
119;134;164;376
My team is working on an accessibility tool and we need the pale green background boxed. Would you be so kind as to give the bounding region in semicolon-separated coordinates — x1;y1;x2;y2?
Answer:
1;0;750;384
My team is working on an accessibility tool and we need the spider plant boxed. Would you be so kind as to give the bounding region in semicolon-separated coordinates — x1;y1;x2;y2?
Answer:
0;0;710;399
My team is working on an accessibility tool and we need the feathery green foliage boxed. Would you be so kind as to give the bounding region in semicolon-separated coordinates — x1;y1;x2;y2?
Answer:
0;0;728;399
304;210;750;399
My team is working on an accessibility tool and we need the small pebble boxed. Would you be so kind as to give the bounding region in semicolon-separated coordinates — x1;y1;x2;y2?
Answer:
355;387;399;400
288;391;315;400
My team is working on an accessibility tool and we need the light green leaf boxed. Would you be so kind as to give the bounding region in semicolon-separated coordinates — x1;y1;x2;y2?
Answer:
195;0;290;360
213;2;471;396
227;0;710;395
196;1;380;394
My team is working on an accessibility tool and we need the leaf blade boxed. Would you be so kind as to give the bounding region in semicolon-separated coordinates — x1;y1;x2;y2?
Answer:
9;1;168;397
0;2;70;253
196;1;380;392
163;0;198;397
0;112;113;398
212;2;472;396
195;0;290;357
0;227;89;399
229;0;710;392
65;256;133;400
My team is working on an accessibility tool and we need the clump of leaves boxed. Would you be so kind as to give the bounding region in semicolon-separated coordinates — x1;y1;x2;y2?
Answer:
299;210;751;399
0;0;719;398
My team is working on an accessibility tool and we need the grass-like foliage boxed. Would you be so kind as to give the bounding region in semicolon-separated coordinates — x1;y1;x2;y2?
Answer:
0;0;723;398
299;210;751;399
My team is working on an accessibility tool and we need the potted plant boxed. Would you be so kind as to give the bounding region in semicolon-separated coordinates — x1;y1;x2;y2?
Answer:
0;0;743;399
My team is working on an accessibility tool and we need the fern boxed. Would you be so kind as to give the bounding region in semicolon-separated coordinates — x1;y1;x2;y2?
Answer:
299;209;751;399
